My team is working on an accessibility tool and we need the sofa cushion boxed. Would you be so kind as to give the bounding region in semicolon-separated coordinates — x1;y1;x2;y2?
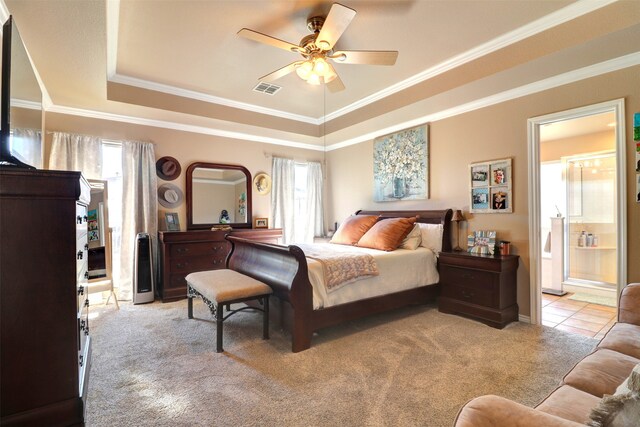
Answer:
536;385;601;424
597;322;640;359
563;349;640;398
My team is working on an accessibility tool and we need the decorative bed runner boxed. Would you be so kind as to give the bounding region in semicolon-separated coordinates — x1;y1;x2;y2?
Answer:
296;244;379;293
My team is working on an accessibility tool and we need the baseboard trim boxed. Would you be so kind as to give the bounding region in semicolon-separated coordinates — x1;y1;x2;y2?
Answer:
519;314;531;324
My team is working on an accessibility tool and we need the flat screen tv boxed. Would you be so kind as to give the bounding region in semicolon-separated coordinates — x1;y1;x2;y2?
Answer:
1;15;42;169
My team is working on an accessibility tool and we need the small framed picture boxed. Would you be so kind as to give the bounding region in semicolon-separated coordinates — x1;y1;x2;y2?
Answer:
165;212;180;231
469;158;512;213
470;164;489;187
471;188;489;210
254;217;268;229
490;187;510;211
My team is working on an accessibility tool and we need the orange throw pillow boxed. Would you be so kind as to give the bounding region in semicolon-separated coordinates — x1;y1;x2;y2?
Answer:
330;215;379;245
357;217;417;251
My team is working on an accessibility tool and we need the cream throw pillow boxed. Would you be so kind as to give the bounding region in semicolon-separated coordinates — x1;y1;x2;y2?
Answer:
399;224;421;250
418;223;444;254
588;363;640;427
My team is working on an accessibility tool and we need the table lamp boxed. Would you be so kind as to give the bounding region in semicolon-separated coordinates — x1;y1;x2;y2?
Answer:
452;210;466;251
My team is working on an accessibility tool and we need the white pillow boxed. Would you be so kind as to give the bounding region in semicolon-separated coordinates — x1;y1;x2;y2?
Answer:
399;224;422;250
418;223;443;254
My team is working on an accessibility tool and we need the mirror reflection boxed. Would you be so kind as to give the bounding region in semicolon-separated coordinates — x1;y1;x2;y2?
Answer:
87;180;112;281
191;167;248;225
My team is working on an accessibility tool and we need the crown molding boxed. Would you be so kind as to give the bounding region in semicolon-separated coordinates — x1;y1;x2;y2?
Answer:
45;52;639;154
323;0;618;122
11;99;41;109
109;73;322;125
325;52;640;151
103;0;614;126
46;104;325;152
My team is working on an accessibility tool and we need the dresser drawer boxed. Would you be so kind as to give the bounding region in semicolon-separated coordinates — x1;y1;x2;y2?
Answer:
440;265;496;291
441;283;495;307
170;254;227;272
170;241;229;258
77;302;89;355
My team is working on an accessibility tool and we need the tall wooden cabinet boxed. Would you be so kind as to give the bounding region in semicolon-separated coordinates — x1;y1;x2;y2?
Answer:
158;228;282;301
1;169;91;425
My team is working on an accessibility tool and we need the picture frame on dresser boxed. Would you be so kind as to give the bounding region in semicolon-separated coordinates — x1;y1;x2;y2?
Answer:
165;212;180;231
254;218;268;228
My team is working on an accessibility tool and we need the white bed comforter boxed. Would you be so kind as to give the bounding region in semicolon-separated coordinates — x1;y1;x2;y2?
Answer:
303;243;439;309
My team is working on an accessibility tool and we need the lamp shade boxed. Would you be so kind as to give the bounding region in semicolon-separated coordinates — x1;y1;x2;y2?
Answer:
452;210;465;221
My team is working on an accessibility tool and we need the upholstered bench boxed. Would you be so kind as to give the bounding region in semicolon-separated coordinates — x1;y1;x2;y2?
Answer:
185;269;272;353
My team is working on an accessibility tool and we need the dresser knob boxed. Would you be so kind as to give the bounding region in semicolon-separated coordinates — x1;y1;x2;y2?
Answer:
177;247;189;254
83;215;88;223
85;327;89;336
78;286;84;296
80;319;86;330
77;215;83;224
84;243;89;251
79;355;84;367
77;251;83;260
84;271;89;279
84;299;90;307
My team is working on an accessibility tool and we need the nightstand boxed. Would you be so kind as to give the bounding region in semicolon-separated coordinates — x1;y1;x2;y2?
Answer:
438;251;519;328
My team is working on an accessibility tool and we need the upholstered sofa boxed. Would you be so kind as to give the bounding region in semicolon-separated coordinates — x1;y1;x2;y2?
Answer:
454;283;640;426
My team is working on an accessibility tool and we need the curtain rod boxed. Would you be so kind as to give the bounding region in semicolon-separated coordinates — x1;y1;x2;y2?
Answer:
46;131;156;146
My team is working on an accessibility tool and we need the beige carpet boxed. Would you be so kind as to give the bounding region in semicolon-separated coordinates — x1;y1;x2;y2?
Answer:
86;300;597;426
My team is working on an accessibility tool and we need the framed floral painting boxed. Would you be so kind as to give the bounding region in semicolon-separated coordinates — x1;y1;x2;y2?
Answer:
469;158;512;213
373;124;428;201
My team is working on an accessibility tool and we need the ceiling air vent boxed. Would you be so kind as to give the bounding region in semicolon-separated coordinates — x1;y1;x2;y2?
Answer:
253;82;282;95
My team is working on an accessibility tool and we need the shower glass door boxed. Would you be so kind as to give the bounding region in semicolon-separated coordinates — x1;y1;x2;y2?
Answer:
565;152;617;287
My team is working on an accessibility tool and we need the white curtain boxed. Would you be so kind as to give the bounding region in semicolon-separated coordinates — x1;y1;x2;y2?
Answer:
305;161;324;242
49;132;103;179
271;157;324;245
271;157;295;245
119;140;158;300
11;128;42;168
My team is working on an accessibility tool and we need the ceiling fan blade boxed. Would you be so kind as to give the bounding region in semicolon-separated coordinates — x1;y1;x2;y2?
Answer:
331;50;398;65
326;73;345;93
316;3;356;50
238;28;302;53
259;61;304;82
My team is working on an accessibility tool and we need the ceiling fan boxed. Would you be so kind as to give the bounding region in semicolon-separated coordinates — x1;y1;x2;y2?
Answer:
238;3;398;92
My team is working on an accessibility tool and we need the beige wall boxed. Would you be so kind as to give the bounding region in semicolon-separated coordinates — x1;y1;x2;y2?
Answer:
327;66;640;317
541;130;615;162
42;65;639;317
43;113;325;231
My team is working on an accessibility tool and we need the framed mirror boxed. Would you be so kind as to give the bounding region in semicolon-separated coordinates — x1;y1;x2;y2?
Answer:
87;180;112;282
186;162;252;230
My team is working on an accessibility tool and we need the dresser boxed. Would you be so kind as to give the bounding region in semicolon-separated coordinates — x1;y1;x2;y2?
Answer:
438;251;519;329
1;169;91;425
158;228;282;301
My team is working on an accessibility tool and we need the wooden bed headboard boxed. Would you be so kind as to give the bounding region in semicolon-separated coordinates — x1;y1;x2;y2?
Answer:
354;209;453;252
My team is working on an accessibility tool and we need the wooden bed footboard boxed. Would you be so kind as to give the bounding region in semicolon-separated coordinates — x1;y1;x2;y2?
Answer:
225;236;315;351
226;209;453;352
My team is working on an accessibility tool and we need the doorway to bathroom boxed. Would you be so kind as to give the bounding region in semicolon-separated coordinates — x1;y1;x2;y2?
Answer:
528;100;627;337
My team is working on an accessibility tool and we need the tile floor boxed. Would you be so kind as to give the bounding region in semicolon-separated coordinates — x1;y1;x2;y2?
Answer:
541;292;617;339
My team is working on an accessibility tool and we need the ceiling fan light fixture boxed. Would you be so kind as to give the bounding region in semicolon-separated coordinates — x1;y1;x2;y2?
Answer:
295;61;313;79
306;73;321;85
313;57;328;75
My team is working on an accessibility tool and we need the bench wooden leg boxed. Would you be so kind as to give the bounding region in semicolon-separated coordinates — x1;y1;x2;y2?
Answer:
216;303;224;353
263;296;269;340
187;294;193;319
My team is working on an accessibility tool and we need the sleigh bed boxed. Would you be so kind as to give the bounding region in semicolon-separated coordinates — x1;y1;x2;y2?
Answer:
226;209;453;352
